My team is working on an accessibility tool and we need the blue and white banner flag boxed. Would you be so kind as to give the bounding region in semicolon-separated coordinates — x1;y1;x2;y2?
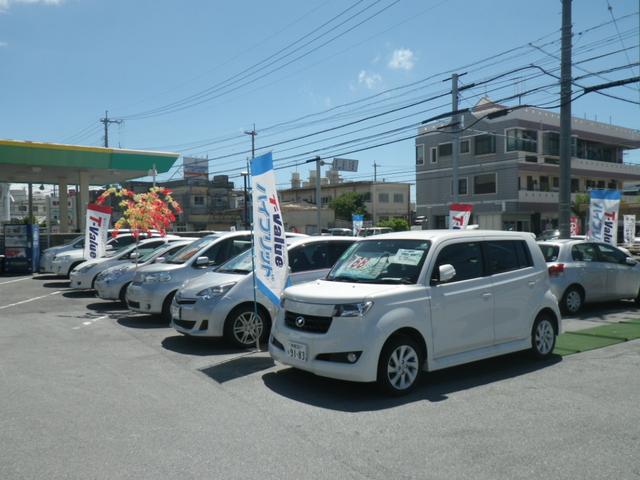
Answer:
251;152;288;306
587;189;620;245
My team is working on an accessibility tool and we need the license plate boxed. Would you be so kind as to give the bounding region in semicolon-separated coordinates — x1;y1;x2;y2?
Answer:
170;304;181;320
286;342;308;362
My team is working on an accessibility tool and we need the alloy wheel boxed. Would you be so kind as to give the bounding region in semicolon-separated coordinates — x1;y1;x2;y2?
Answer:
565;289;582;313
232;311;264;346
386;345;419;391
534;319;555;355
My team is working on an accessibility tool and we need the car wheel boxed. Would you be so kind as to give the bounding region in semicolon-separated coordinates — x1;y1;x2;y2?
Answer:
561;286;583;315
377;335;423;396
531;315;556;359
224;305;269;349
119;282;131;304
160;291;176;322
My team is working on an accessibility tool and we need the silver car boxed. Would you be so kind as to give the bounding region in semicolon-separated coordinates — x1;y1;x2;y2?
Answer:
126;231;253;320
538;239;640;314
171;236;357;347
94;240;195;303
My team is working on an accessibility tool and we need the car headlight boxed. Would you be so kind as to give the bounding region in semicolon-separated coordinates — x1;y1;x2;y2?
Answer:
196;282;237;300
142;272;172;283
333;301;373;317
55;255;71;262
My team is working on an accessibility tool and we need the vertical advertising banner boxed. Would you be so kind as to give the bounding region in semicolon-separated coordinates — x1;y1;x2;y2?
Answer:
251;152;288;306
587;190;620;245
623;214;636;244
569;216;580;237
352;214;364;236
449;203;473;229
84;204;112;260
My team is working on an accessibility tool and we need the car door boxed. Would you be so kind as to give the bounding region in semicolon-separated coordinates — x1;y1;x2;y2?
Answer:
484;239;541;344
428;240;494;358
570;243;609;302
594;243;637;299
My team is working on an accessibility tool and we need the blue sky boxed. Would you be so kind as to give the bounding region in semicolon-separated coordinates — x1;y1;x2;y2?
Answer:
1;0;638;196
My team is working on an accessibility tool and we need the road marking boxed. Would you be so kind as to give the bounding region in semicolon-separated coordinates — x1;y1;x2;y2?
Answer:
0;291;62;310
72;315;108;330
0;277;32;286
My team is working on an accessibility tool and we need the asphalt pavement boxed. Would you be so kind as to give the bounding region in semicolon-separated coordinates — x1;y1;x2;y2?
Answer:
1;274;639;480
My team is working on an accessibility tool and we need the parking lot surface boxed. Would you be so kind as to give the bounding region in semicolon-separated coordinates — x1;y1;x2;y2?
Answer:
1;275;639;480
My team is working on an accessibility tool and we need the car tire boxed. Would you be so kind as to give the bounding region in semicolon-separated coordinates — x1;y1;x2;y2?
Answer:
561;286;583;315
160;291;176;322
224;305;270;349
119;282;131;304
531;314;557;359
377;335;423;396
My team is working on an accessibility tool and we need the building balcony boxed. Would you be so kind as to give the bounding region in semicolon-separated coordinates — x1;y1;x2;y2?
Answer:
518;190;583;203
520;156;640;180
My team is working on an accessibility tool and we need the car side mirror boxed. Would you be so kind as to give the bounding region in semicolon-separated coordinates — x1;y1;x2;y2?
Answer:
625;257;637;266
129;252;139;260
154;256;165;264
433;264;456;284
195;256;209;267
105;244;114;252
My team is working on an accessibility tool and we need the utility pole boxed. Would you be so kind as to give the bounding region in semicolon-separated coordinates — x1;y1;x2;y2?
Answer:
372;162;378;226
99;110;123;148
244;125;257;159
451;73;460;203
559;0;572;239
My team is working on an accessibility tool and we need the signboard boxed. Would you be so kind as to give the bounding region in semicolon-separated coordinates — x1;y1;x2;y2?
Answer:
587;189;620;245
624;214;636;244
84;204;112;260
449;203;473;229
251;152;288;307
352;214;364;236
570;216;580;237
183;156;209;180
332;158;359;172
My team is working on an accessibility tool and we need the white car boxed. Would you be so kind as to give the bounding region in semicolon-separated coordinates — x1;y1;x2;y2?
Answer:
171;236;357;347
39;235;84;273
270;230;561;395
69;236;186;290
95;240;195;303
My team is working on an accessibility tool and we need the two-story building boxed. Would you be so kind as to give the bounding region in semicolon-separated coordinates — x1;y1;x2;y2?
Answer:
415;97;640;232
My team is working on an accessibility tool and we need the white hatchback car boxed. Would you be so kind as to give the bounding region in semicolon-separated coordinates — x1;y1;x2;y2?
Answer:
270;230;561;395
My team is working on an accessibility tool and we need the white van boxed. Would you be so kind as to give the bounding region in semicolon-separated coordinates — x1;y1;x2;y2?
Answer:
269;230;561;395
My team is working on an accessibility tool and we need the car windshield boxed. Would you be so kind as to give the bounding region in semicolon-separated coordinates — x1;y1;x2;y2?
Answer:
538;244;560;262
134;244;172;264
327;239;430;284
216;249;253;274
167;236;218;264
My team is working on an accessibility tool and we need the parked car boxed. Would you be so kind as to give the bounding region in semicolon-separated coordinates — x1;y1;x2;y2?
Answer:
270;230;560;395
538;239;640;314
39;235;84;273
94;239;195;303
50;231;162;277
357;227;393;237
126;231;254;320
325;228;353;236
69;235;187;290
171;236;357;347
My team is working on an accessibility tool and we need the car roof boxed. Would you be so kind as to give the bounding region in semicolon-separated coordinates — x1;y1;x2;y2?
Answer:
287;235;358;247
364;229;535;241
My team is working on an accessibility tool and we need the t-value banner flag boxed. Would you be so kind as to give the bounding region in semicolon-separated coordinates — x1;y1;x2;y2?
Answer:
449;203;473;229
587;189;620;245
83;203;112;260
624;214;636;244
251;152;288;306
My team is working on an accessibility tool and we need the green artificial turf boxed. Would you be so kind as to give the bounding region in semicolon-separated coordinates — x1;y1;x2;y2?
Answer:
554;320;640;356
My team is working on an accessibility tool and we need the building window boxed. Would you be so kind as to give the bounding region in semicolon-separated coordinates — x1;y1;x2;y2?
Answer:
393;193;404;203
544;157;559;165
608;180;617;189
321;196;331;205
378;193;389;203
474;134;496;155
506;129;537;152
430;147;437;164
438;143;452;157
416;145;425;165
552;177;559;190
450;178;468;195
474;173;497;194
539;176;550;192
193;195;205;206
525;156;538;163
542;131;559;156
460;140;470;154
571;178;580;193
362;192;371;202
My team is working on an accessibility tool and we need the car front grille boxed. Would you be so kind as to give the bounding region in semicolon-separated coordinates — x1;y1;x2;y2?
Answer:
127;300;140;309
284;310;332;334
176;298;196;305
174;319;196;330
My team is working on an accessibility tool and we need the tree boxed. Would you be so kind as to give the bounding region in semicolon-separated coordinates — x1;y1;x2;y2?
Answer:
377;218;409;232
329;192;367;221
96;186;182;237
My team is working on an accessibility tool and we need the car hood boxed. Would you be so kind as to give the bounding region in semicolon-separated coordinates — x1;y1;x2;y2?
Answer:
179;271;247;297
284;279;418;304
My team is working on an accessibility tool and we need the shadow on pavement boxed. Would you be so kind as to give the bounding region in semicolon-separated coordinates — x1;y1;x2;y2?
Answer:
566;300;640;321
62;290;96;299
162;335;244;356
117;315;168;329
86;301;128;313
43;281;71;289
32;274;61;281
200;354;274;383
262;351;562;412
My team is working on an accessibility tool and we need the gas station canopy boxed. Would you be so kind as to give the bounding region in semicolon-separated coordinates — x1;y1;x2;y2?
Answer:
0;139;179;184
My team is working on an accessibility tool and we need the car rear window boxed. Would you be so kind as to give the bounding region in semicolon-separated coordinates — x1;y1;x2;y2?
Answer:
538;244;560;262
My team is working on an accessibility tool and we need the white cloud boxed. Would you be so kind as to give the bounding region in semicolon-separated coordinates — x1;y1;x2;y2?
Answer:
388;48;415;71
358;70;382;90
0;0;63;11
